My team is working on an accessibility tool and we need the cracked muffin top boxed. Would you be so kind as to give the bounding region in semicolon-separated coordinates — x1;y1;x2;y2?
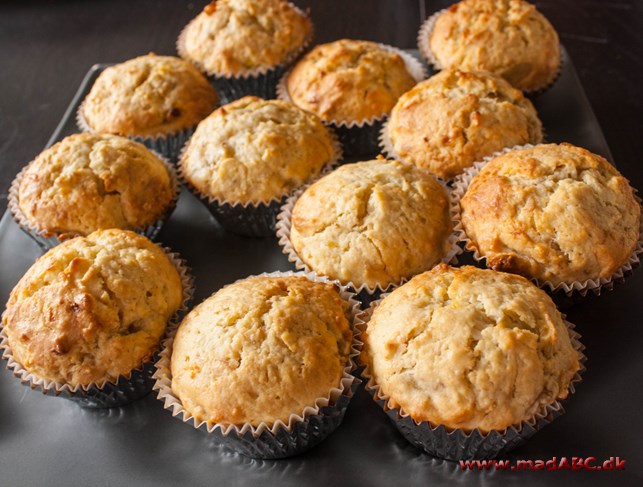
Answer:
180;96;336;203
16;133;175;238
2;229;184;387
289;158;452;289
170;275;353;426
426;0;560;91
361;264;580;432
82;54;218;137
386;69;542;180
285;39;418;123
178;0;311;75
459;143;641;285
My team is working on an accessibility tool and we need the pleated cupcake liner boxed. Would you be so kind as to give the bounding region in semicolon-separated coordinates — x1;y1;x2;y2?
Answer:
8;149;181;252
177;123;342;238
0;246;195;408
76;99;197;163
176;3;313;104
358;295;586;461
417;8;563;95
450;143;643;298
153;270;364;459
275;169;462;308
277;44;427;157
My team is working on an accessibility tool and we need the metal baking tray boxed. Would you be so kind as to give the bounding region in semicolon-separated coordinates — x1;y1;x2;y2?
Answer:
1;51;641;486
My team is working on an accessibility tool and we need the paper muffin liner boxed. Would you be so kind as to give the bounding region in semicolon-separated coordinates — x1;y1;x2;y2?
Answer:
277;45;426;157
275;170;461;307
76;99;197;163
8;150;181;252
358;295;586;461
450;144;643;298
153;270;363;459
417;9;563;95
0;246;195;408
176;3;313;104
177;125;342;238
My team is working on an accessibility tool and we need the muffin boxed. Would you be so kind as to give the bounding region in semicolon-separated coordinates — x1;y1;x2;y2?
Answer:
458;143;642;291
9;133;177;249
157;273;357;458
79;53;218;160
179;96;339;237
279;158;454;293
383;69;542;180
420;0;561;92
361;264;582;459
1;229;186;407
281;39;424;155
178;0;312;102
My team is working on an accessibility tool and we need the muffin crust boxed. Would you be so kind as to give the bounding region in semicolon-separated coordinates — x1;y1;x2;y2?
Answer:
386;69;542;180
82;54;218;137
170;276;353;426
460;143;641;285
3;229;183;386
362;264;579;431
18;133;174;237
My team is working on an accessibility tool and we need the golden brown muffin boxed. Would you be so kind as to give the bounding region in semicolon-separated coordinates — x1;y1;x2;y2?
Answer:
16;133;175;237
426;0;560;91
180;96;336;203
285;39;418;123
386;69;542;180
179;0;311;75
82;54;218;137
362;264;580;432
2;229;184;387
460;143;641;285
289;159;453;289
170;275;353;426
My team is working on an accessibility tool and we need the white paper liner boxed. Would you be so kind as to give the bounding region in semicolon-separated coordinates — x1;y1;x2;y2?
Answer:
0;243;195;408
152;270;363;457
358;293;586;461
417;8;564;95
275;166;462;296
177;119;342;237
8;147;181;251
450;143;643;297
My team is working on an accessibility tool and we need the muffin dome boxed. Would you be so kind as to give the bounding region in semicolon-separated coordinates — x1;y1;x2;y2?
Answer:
180;96;336;203
170;275;353;426
385;69;542;180
285;39;418;123
426;0;560;91
81;54;218;137
362;264;580;431
179;0;311;75
16;133;175;237
459;143;641;285
2;229;184;386
289;158;453;289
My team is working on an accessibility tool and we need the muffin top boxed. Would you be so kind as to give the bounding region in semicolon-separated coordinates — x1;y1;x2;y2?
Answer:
179;0;311;75
285;39;418;123
180;96;336;203
427;0;560;91
17;133;175;237
460;143;641;285
289;159;452;289
386;69;542;180
170;275;353;426
2;229;184;387
362;264;580;432
82;54;218;137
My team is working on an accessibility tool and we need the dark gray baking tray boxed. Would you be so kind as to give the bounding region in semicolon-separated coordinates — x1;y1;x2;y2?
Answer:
1;52;642;487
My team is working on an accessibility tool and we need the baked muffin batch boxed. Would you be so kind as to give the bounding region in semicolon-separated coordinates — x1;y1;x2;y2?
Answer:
2;0;641;462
